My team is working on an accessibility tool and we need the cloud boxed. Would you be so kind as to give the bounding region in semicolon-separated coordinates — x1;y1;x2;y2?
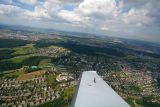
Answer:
58;10;81;23
122;2;156;25
101;26;109;31
0;0;160;42
78;0;118;16
0;4;26;16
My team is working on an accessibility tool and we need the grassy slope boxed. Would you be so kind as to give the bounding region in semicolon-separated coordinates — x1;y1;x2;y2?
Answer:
0;68;25;78
12;43;35;55
0;43;36;63
0;43;35;63
2;54;34;63
38;59;51;66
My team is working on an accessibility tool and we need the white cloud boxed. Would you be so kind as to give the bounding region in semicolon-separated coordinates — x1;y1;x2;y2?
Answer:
59;0;119;22
78;0;118;16
0;0;160;42
101;26;109;31
122;3;156;26
58;10;81;22
18;0;62;20
26;6;51;19
0;4;26;15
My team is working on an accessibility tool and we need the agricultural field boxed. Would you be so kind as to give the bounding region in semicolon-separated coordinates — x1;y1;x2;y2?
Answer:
2;54;34;63
12;43;35;55
0;68;25;78
16;70;46;81
38;59;51;67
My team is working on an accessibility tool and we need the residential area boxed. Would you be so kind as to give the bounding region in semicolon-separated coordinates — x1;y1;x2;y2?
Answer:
0;67;76;107
104;68;160;106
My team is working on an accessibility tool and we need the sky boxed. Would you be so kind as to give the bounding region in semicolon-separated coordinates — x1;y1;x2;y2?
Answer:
0;0;160;42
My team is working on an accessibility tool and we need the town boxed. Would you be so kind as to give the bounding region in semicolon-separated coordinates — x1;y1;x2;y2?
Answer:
0;66;76;107
104;68;160;106
0;27;160;107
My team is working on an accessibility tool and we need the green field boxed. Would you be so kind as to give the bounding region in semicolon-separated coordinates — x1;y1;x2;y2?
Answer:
12;43;35;55
46;73;57;86
3;54;34;63
38;59;51;66
0;68;25;78
0;43;35;63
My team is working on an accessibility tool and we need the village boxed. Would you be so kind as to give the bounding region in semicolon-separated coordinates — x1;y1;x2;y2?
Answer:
103;68;160;105
35;46;70;58
0;67;76;107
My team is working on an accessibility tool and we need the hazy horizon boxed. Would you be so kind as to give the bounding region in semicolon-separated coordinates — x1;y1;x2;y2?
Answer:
0;0;160;42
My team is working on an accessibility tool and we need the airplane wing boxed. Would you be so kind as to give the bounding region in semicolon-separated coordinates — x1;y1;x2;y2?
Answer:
71;71;130;107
